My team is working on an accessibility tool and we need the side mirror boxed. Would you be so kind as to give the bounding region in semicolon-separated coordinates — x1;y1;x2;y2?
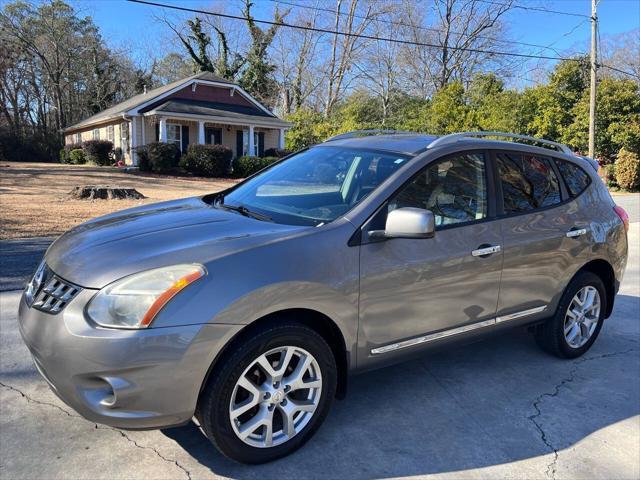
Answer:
369;207;435;240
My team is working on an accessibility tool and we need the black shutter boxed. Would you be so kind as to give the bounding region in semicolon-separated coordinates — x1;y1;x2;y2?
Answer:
155;123;159;142
258;132;265;157
214;128;222;145
181;125;189;153
236;130;243;158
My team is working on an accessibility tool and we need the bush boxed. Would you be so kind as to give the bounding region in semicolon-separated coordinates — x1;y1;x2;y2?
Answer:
604;163;618;188
82;140;113;166
144;142;180;173
60;144;81;164
69;149;86;165
615;148;640;191
135;146;150;171
264;147;291;158
233;156;279;178
179;144;233;177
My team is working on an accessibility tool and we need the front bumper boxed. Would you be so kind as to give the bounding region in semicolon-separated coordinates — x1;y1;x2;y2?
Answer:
18;288;242;430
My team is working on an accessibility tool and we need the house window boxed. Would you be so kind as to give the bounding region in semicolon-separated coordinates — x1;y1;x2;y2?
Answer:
106;125;114;142
92;128;100;140
75;133;81;144
167;124;181;148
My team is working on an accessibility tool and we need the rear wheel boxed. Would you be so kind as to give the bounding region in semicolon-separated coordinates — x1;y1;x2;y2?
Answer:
535;271;607;358
197;323;337;464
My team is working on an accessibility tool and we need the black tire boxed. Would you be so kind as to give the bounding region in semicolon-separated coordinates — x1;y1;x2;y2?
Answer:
196;322;337;464
535;271;607;359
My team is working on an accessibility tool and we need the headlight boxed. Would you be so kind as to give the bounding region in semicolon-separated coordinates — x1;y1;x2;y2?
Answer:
87;264;206;329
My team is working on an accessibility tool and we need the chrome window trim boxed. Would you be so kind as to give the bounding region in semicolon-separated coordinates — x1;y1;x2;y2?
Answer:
371;305;547;355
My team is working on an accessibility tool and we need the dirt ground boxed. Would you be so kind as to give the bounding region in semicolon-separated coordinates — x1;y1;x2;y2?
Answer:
0;162;240;239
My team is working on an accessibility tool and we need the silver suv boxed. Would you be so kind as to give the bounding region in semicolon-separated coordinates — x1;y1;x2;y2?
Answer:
19;131;629;463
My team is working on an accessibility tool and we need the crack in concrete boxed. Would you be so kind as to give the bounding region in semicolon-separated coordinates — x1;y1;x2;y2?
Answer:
0;381;192;480
527;348;638;479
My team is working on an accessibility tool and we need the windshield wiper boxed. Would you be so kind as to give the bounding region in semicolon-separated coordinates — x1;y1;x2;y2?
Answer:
217;203;273;222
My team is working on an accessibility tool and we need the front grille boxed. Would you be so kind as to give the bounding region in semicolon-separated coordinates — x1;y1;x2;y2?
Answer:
31;270;81;314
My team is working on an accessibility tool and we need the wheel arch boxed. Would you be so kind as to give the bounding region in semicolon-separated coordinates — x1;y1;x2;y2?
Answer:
197;308;350;407
574;259;617;318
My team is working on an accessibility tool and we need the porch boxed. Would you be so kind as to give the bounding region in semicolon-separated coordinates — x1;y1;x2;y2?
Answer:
131;104;291;165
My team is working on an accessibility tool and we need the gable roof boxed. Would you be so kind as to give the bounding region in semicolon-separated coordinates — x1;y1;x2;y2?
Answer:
63;72;277;132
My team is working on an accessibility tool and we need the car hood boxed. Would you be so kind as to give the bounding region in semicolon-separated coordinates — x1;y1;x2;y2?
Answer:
45;197;305;288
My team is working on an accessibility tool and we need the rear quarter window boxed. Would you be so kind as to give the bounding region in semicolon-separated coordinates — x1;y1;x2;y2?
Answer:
496;152;562;214
554;159;591;197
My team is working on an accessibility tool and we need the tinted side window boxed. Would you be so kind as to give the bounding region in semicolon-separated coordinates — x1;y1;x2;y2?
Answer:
555;160;591;197
389;153;487;226
496;153;561;214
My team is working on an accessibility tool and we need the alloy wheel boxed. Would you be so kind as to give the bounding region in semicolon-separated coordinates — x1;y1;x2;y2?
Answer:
564;286;601;349
229;346;322;448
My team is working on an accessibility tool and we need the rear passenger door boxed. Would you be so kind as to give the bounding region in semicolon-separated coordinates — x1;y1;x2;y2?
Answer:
494;150;588;321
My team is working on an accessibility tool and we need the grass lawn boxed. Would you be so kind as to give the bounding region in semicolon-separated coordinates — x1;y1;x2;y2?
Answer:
0;162;240;239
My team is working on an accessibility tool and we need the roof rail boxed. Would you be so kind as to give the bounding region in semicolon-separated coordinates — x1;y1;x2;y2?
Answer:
427;131;574;155
325;129;418;142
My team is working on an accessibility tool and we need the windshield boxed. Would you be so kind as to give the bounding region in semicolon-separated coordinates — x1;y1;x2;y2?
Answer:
219;146;411;226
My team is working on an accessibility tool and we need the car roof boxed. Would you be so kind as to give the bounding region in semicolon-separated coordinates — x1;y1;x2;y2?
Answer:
320;134;439;156
319;133;596;171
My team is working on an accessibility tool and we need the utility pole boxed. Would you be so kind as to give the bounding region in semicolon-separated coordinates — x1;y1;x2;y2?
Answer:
588;0;598;158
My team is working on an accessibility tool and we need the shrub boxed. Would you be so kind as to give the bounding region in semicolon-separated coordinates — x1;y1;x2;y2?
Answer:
615;148;640;191
604;163;618;188
82;140;113;166
69;149;86;165
233;156;279;178
60;144;81;164
180;144;233;177
135;146;150;171
264;147;291;158
144;142;180;173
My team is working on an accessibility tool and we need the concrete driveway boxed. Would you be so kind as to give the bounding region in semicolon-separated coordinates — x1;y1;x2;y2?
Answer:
1;198;638;479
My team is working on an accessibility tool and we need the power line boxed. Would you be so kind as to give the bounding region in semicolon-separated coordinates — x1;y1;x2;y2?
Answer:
476;0;591;18
598;63;640;79
267;0;565;55
127;0;585;63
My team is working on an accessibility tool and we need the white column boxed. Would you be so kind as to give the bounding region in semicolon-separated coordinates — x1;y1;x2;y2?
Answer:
248;125;255;156
130;116;138;166
159;117;167;142
278;128;285;149
198;121;205;144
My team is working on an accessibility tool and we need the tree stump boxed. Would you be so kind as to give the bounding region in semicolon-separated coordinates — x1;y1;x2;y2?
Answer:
68;185;146;200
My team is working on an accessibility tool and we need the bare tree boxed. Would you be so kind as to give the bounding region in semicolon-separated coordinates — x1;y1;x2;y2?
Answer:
323;0;380;116
273;7;324;114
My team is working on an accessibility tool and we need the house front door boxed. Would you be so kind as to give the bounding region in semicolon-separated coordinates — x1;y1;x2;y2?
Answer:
205;127;222;145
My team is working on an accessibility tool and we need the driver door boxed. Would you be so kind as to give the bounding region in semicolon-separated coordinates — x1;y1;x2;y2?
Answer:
358;151;503;367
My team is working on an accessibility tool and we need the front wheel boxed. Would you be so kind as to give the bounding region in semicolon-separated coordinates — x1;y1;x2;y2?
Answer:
197;323;337;464
535;271;607;359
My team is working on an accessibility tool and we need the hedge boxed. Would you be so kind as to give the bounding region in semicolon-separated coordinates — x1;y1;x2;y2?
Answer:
615;148;640;191
82;140;113;166
137;142;180;173
69;149;86;165
233;156;279;178
179;144;233;177
60;144;81;164
263;147;291;158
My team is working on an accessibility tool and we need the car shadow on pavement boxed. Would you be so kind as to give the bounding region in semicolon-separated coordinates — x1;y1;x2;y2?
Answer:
161;307;640;479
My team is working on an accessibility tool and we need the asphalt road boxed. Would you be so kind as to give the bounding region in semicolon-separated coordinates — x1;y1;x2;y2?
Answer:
0;199;638;479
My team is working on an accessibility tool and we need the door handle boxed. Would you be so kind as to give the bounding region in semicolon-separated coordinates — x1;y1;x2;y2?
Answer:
566;228;588;238
471;245;501;257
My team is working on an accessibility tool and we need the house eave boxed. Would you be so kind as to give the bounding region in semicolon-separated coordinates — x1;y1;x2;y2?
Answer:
142;110;293;129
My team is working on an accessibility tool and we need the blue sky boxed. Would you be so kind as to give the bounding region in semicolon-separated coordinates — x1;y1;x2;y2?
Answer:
71;0;639;78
